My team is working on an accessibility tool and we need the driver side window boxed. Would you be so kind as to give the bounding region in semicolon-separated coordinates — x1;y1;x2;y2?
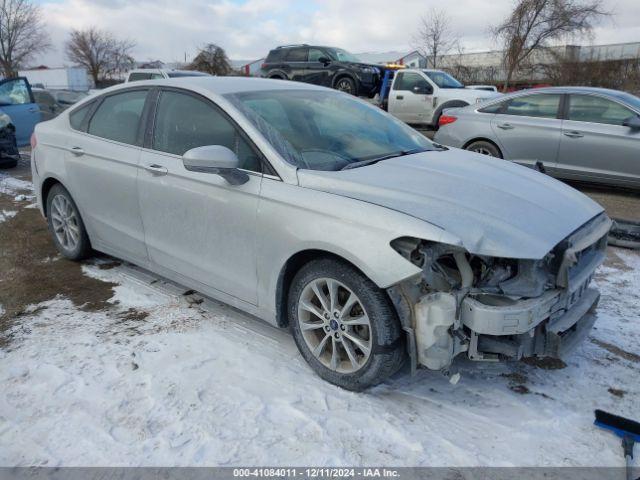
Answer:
394;72;430;92
152;90;262;173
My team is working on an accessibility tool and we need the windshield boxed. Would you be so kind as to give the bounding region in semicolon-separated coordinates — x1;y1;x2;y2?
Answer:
423;71;464;89
329;48;362;63
226;90;434;171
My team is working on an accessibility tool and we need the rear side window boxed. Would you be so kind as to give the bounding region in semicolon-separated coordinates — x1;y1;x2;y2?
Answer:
152;90;262;172
69;102;94;131
479;101;505;114
504;94;561;119
88;90;148;144
265;49;284;63
128;73;156;82
568;95;634;126
284;48;308;62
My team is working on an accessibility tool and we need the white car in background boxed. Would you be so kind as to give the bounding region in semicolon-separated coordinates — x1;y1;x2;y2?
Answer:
125;68;211;82
386;69;501;127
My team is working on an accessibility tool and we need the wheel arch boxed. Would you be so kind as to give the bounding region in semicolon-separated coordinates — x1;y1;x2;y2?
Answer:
275;249;374;328
432;100;470;125
462;137;503;158
267;71;288;80
41;176;64;217
332;73;358;91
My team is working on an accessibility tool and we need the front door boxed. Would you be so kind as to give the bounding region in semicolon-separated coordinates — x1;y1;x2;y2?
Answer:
0;77;40;146
137;89;264;304
490;93;563;169
556;93;640;185
388;71;434;124
65;89;150;261
305;48;332;87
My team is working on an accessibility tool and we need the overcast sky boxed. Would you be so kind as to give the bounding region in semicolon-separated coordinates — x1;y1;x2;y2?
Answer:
33;0;640;66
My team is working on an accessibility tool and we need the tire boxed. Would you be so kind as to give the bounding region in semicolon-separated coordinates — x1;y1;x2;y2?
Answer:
334;77;357;96
466;140;502;158
289;258;405;391
46;183;92;260
0;160;17;169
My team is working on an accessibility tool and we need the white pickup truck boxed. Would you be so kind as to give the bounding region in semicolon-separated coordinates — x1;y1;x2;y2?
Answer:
386;69;501;127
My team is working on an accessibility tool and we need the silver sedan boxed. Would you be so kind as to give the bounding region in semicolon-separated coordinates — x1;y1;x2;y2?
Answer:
434;86;640;189
31;78;610;390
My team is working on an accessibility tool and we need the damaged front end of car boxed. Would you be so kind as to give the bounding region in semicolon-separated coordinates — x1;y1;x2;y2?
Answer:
388;212;612;374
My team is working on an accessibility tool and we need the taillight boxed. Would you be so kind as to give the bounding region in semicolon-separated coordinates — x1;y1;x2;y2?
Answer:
30;132;37;149
261;63;267;69
439;115;457;127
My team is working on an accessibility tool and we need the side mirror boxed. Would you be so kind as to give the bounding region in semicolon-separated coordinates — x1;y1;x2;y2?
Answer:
413;84;433;95
182;145;249;185
622;115;640;130
318;56;331;65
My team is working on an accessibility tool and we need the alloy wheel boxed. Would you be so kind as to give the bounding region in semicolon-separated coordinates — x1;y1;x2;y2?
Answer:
297;278;372;374
336;79;354;94
50;194;80;252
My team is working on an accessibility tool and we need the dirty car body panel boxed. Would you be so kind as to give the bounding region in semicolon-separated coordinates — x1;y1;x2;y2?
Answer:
31;77;610;384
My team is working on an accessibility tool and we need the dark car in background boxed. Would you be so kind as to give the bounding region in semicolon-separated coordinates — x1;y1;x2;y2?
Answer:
261;44;385;97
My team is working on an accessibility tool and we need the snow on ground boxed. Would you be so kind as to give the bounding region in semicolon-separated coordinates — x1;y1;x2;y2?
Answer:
0;209;17;223
0;174;32;196
1;249;638;468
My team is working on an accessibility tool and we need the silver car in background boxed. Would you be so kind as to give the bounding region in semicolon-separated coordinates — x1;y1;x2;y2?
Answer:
434;87;640;189
31;78;610;391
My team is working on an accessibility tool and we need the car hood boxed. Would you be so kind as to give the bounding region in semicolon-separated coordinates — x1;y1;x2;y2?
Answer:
297;149;604;259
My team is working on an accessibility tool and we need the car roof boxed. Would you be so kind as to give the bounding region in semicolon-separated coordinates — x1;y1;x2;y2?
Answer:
508;86;627;96
108;76;328;96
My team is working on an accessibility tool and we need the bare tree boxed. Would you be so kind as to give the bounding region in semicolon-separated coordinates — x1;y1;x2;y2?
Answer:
187;43;231;75
412;8;458;69
65;27;135;86
0;0;50;77
493;0;607;90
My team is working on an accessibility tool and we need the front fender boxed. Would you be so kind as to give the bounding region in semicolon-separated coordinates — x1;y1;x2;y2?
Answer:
256;178;463;319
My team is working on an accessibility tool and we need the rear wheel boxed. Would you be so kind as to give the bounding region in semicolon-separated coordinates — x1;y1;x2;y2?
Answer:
466;140;502;158
0;159;17;169
289;259;405;391
46;184;92;260
335;77;357;96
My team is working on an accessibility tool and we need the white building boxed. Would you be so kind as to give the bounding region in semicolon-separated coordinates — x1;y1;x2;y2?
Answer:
18;67;90;91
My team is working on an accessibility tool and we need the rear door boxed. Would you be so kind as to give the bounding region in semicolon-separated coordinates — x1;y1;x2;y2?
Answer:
65;88;151;262
284;47;308;82
137;88;264;304
490;93;563;169
388;71;434;124
556;93;640;185
0;77;41;146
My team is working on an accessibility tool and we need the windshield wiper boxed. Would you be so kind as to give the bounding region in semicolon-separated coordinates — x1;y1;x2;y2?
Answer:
341;148;428;170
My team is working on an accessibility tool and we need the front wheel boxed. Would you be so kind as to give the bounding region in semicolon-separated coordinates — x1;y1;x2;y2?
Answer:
289;259;405;391
334;77;357;96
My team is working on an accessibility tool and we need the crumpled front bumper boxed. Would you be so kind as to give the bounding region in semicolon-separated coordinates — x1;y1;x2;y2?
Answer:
465;287;600;361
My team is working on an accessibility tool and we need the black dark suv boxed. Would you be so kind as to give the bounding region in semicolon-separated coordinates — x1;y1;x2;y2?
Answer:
260;45;385;97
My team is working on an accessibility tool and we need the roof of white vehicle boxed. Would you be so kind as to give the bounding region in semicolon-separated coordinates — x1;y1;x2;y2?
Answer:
115;76;325;95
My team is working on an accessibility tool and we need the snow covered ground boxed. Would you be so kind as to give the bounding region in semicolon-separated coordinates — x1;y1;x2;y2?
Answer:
0;170;639;467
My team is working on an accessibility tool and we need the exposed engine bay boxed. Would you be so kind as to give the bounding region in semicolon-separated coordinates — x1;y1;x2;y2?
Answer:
388;213;612;373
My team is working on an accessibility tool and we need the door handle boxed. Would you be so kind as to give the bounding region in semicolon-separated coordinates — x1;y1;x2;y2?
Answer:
396;95;404;100
563;131;584;138
69;146;84;156
28;107;38;113
144;164;168;175
497;123;514;130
